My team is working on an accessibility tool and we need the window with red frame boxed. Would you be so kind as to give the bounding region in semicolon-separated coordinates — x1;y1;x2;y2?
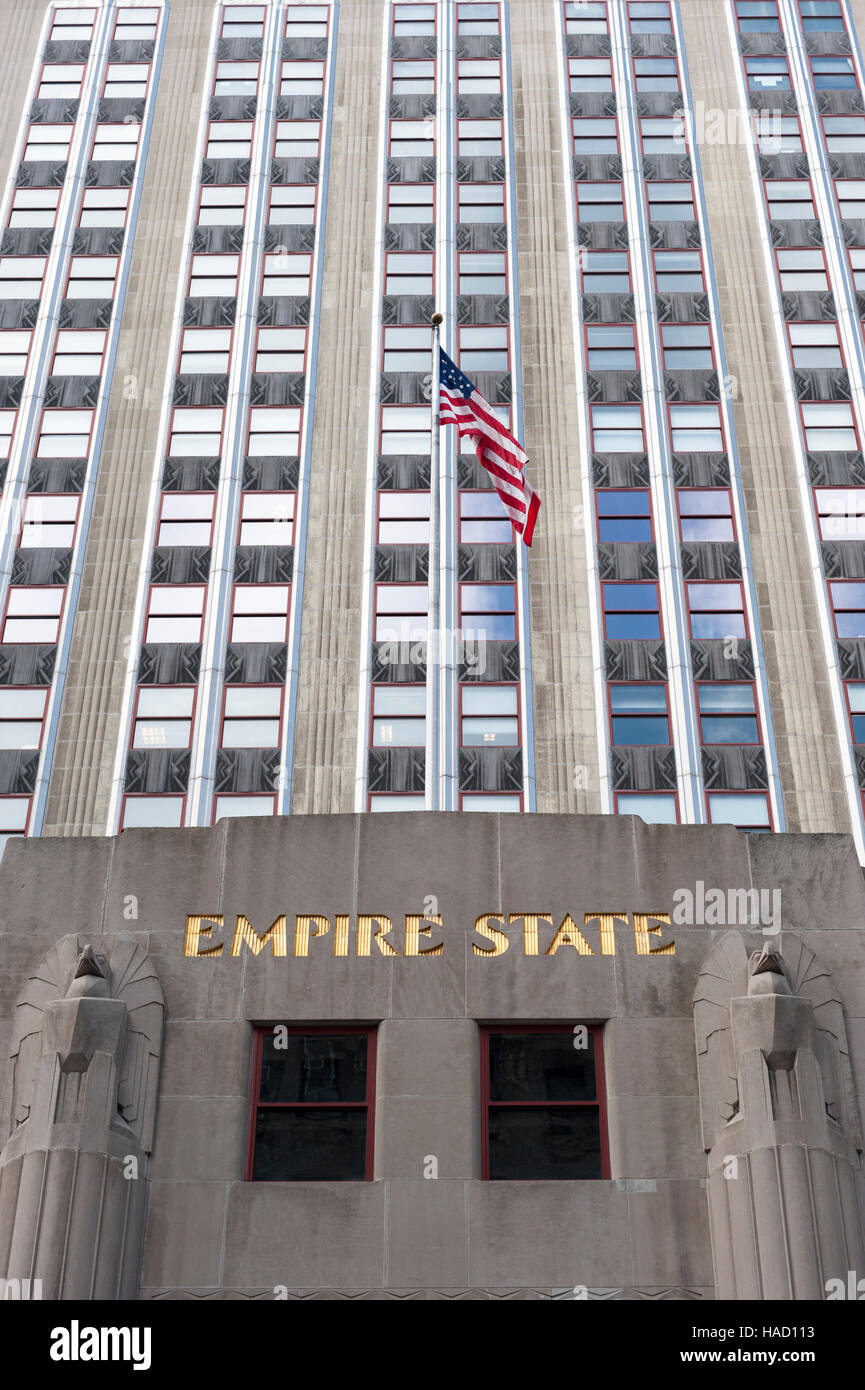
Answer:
268;184;316;226
239;492;296;546
653;249;704;293
602;582;661;639
9;189;60;229
374;583;429;642
230;584;291;642
79;188;130;229
707;791;771;831
628;2;672;34
586;324;637;371
0;687;48;751
577;182;625;222
830;580;865;638
580;250;631;293
371;684;426;746
131;686;195;749
811;56;857;90
285;4;329;39
460;491;511;543
677;489;735;542
745;56;791;91
391;60;435;94
197;186;247;227
815;487;865;540
458;3;499;36
221;5;265;40
755;114;803;154
38;63;85;100
221;686;282;747
115;6;160;41
697;683;759;744
103;62;150;98
799;0;844;31
377;491;430;544
156;493;215;547
280;60;325;95
801;402;858;451
660;324;713;370
274;121;321;157
19;494;79;548
393;3;435;37
247;1026;376;1181
457;119;502;157
573;117;619;155
850;247;865;289
776;248;828;292
640;117;686;154
596;489;652;542
388;183;435;223
569;57;613;93
565;2;608;37
460;583;516;641
735;1;780;34
458;59;501;93
385;252;433;295
591;404;644;452
0;330;32;377
788;322;843;368
458;252;505;295
1;586;65;644
460;684;518;745
481;1026;608;1180
765;180;815;220
389;119;434;157
634;57;679;91
846;681;865;740
457;183;503;223
144;585;206;644
687;582;747;640
835;180;865;219
823;116;865;153
609;683;670;744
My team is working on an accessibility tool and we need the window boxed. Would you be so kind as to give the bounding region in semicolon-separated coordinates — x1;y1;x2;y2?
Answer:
460;490;511;542
616;791;678;823
247;407;301;457
66;255;118;299
678;490;735;542
461;793;521;810
38;64;85;99
372;685;425;746
115;6;160;40
687;582;747;639
602;583;661;639
823;116;865;154
213;62;259;96
591;404;644;453
458;3;499;35
815;487;865;539
8;189;60;229
104;63;150;98
285;4;328;38
388;184;435;224
569;58;613;94
79;188;129;228
697;684;759;743
179;327;232;375
374;584;429;642
157;493;215;547
596;490;652;543
0;330;31;375
789;322;842;368
380;404;431;455
461;584;515;641
389;120;434;157
267;186;316;228
0;688;47;750
262;252;311;296
653;250;704;293
577;183;624;222
850;248;865;290
801;402;857;451
36;408;93;457
231;585;291;642
836;180;865;220
580;251;630;294
799;0;844;31
188;254;239;297
274;122;321;158
458;253;505;295
640;117;686;154
661;324;713;370
586;325;637;371
669;404;723;452
383;325;432;372
707;792;771;831
132;687;195;749
460;685;518;745
831;580;865;636
49;7;95;41
457;184;503;223
811;57;857;90
629;1;672;33
458;60;501;94
248;1027;375;1182
777;248;828;291
745;57;791;91
378;491;430;544
459;326;507;374
634;58;679;92
1;586;64;643
0;258;41;306
393;4;436;38
197;189;247;229
458;121;502;157
23;125;72;162
206;122;253;160
735;1;780;33
254;327;306;373
756;115;803;155
19;494;79;548
211;794;275;821
168;407;223;456
565;1;608;35
281;61;325;96
0;797;31;857
481;1027;607;1181
145;585;206;643
573;118;619;156
386;253;434;296
647;182;695;221
222;687;282;747
222;5;265;39
609;684;669;744
91;124;140;161
392;61;435;95
846;682;865;740
0;411;15;458
122;796;185;828
239;492;296;545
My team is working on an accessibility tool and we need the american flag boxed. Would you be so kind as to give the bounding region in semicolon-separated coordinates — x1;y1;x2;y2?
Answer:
438;348;540;547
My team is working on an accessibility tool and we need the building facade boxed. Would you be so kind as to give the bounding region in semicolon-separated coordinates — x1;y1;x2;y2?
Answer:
0;0;865;1301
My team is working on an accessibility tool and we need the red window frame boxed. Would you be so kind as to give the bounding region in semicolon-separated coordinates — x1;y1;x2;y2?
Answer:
212;791;277;824
456;56;503;94
676;487;736;544
459;581;517;641
63;254;119;300
632;53;681;92
564;1;609;37
35;406;95;460
660;322;716;373
129;683;198;751
144;583;207;644
829;579;865;638
245;404;303;457
113;6;162;40
0;583;66;645
258;249;312;298
23;122;73;164
628;0;673;32
219;681;285;749
809;54;858;90
456;118;504;157
89;122;141;163
48;9;96;42
575;180;625;223
457;2;501;35
392;3;437;37
695;679;761;746
613;789;680;822
267;183;319;226
638;115;687;155
579;248;632;294
205;120;254;161
378;403;432;454
844;680;865;742
375;489;430;545
457;249;506;297
480;1023;610;1181
458;679;521;747
387;183;436;223
459;791;523;810
367;790;428;810
389;58;437;95
775;244;830;293
156;490;216;548
252;324;308;374
272;119;322;159
245;1024;377;1182
388;118;435;158
594;487;654;544
764;178;816;222
220;5;265;39
590;402;646;453
8;188;61;230
120;793;187;830
753;111;804;155
36;60;86;102
77;186;131;230
583;321;640;374
704;789;773;832
186;253;239;298
0;685;48;750
785;319;845;370
195;184;249;228
458;489;513;544
237;489;297;546
369;681;426;750
285;3;331;39
601;581;662;640
0;794;33;838
456;323;510;374
820;113;865;154
384;250;435;297
568;56;614;93
0;328;35;378
280;58;326;97
100;59;153;103
230;583;292;643
645;180;696;221
17;491;82;548
456;182;504;223
733;0;780;34
373;581;429;642
651;246;706;294
665;400;725;453
167;405;226;457
607;680;671;747
798;400;860;454
813;484;865;540
685;580;748;640
176;324;235;376
572;114;621;156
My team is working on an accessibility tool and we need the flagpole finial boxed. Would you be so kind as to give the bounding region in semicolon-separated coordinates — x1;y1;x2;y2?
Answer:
430;312;443;325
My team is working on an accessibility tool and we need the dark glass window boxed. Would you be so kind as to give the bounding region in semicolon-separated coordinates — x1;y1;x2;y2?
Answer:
248;1028;375;1180
609;683;669;744
596;489;652;542
482;1027;607;1180
697;683;759;744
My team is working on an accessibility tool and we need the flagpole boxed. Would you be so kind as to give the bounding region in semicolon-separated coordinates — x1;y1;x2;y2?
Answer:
427;313;443;810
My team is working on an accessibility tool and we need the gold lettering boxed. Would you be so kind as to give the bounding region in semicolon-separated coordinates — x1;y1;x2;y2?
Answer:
545;913;594;955
472;913;509;957
583;912;628;956
184;913;224;958
333;914;350;957
293;915;330;957
404;914;444;956
509;913;553;956
634;912;675;956
230;914;287;957
356;914;400;957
